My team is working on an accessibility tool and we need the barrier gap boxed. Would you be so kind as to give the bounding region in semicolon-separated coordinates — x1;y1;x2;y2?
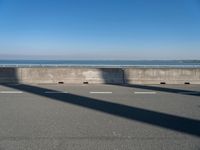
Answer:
58;82;64;84
160;82;166;84
184;82;190;85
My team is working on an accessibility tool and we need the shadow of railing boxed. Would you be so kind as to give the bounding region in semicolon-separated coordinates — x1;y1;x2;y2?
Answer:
2;83;200;137
123;84;200;97
99;68;200;97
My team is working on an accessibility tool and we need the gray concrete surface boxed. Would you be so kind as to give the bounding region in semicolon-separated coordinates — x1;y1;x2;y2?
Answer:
20;68;124;84
0;84;199;149
0;68;20;83
1;67;200;84
124;68;200;84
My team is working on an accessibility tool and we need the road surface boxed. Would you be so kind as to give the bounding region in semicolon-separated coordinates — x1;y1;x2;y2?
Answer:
0;83;199;150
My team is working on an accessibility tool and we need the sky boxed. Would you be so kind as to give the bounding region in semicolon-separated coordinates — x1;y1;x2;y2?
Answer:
0;0;200;60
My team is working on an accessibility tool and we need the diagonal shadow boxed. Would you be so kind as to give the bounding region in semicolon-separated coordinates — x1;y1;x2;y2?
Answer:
99;68;200;97
123;84;200;97
2;83;200;137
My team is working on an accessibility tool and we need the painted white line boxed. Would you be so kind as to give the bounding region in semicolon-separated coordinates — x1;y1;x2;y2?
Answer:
134;91;156;94
0;91;23;94
45;91;68;94
90;92;112;94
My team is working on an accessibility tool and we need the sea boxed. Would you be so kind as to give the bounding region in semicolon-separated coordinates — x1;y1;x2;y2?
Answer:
0;60;200;68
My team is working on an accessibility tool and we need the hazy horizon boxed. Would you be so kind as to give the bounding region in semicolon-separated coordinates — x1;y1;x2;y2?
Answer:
0;54;199;61
0;53;200;60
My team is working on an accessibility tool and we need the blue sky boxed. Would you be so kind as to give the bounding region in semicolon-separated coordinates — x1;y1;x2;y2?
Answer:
0;0;200;60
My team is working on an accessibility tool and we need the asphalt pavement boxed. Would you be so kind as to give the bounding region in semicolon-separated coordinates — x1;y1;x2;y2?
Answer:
0;83;199;150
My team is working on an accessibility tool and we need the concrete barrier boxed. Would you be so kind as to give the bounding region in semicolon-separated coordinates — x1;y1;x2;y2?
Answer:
20;68;124;84
124;68;200;84
0;67;199;84
0;68;20;83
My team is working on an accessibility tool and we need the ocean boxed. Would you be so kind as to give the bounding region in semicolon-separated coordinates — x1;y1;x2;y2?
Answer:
0;60;200;68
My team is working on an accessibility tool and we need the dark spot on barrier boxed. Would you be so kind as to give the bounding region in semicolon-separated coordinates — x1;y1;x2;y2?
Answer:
83;81;89;84
184;82;190;85
58;82;64;84
160;82;166;84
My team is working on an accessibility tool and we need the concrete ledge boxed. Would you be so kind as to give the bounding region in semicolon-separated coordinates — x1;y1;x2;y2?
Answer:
124;68;200;84
20;68;124;84
0;67;200;84
0;68;20;83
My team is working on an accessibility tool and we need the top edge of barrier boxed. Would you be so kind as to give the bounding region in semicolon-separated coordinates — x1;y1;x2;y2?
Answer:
0;64;200;69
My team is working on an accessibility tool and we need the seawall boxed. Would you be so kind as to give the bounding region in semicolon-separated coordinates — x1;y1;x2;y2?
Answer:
0;67;200;84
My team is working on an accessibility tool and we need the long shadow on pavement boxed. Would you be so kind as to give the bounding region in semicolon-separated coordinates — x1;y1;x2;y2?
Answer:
122;84;200;97
99;68;200;97
2;83;200;137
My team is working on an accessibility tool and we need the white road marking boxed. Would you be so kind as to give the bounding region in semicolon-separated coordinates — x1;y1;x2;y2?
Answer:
45;91;68;94
0;91;23;94
134;91;156;94
90;92;112;94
